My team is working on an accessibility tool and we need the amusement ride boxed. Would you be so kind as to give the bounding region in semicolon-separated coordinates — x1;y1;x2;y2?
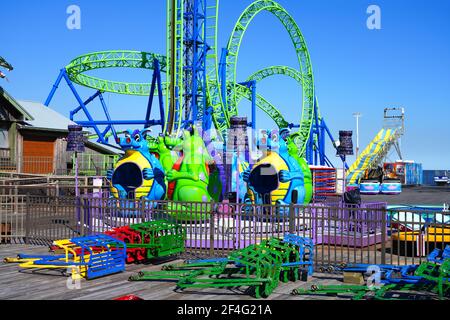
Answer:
42;0;403;204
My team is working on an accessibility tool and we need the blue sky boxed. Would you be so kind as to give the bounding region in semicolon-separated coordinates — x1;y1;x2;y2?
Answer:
1;0;449;169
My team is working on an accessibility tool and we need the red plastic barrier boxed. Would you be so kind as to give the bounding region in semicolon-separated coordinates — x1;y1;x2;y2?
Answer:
114;295;144;301
105;226;146;264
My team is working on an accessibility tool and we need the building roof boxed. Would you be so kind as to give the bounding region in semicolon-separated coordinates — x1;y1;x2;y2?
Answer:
0;87;33;121
17;100;76;130
4;99;121;155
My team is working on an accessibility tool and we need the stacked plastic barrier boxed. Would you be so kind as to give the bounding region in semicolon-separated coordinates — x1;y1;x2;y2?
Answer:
105;226;147;263
4;235;126;280
427;245;450;263
106;220;186;263
129;234;314;299
292;247;450;300
310;166;337;201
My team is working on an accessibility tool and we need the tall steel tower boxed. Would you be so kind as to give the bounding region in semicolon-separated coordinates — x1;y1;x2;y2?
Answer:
166;0;210;135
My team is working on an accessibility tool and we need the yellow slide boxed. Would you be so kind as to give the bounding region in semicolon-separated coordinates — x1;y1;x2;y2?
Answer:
346;128;399;185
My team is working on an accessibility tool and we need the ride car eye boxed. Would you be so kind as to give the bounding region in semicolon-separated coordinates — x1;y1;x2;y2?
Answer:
135;135;141;142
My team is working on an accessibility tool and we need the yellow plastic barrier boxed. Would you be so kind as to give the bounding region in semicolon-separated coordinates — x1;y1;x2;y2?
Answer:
392;227;450;243
3;236;126;280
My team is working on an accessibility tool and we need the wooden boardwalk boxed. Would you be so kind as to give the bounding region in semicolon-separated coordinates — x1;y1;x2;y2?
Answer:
0;245;346;301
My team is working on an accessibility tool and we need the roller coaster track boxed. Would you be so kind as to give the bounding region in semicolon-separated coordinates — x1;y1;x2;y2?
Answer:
66;51;166;95
65;58;308;141
226;0;315;155
204;0;229;133
166;0;184;135
235;83;289;129
247;65;303;84
246;65;321;131
245;66;304;128
65;54;289;131
63;1;315;155
247;66;323;120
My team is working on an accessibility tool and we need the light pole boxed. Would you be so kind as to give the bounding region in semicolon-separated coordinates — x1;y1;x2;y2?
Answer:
353;113;362;159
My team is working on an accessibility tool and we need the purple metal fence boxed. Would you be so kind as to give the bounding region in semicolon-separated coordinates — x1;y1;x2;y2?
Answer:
6;192;449;267
311;202;388;247
77;194;390;263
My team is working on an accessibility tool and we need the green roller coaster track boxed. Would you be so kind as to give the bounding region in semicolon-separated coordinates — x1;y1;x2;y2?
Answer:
204;1;228;134
246;65;322;121
66;51;167;95
165;0;184;136
235;83;289;129
225;0;315;155
64;0;315;156
64;53;290;130
247;65;303;85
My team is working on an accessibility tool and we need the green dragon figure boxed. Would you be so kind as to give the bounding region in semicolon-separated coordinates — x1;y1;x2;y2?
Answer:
148;135;181;174
166;126;221;220
285;132;313;204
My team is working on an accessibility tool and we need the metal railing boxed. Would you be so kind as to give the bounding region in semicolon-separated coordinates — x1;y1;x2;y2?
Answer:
0;176;110;195
0;154;119;176
0;157;16;172
0;194;26;244
1;193;449;268
73;154;119;176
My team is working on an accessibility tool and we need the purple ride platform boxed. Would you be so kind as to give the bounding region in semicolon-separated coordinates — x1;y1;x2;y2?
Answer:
311;201;388;247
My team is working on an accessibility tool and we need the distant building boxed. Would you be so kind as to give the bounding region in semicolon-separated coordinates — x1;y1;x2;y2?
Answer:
0;86;121;175
423;170;450;186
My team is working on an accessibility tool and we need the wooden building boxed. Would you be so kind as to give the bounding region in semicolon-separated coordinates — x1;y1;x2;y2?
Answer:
0;87;120;175
0;86;32;170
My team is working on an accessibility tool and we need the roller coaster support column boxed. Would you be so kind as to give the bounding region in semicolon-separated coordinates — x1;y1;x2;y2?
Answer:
184;0;208;124
321;119;349;170
306;127;314;165
219;48;228;110
306;98;322;166
238;81;257;131
314;103;323;165
69;90;102;121
77;120;162;126
251;81;257;131
145;59;165;131
320;120;326;165
98;93;118;142
44;69;106;144
67;90;118;143
44;69;65;107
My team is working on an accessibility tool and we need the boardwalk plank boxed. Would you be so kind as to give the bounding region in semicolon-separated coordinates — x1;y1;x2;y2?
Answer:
1;245;347;300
